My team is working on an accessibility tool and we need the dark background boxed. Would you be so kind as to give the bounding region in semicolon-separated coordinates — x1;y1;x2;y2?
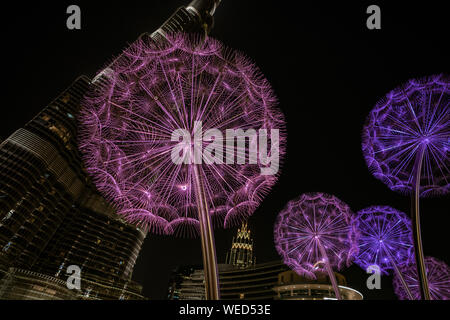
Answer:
1;1;448;300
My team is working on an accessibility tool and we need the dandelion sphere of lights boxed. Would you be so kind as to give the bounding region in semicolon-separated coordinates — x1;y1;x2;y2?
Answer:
355;206;414;273
393;257;450;300
79;33;286;300
362;74;449;300
274;192;359;299
362;74;449;197
355;206;415;299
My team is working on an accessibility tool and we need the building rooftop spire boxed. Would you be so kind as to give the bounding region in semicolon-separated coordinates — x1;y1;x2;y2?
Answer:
225;222;255;269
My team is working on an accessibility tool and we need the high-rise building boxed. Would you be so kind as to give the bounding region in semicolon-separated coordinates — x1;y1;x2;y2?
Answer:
0;0;222;300
225;223;256;269
0;77;90;269
0;76;146;300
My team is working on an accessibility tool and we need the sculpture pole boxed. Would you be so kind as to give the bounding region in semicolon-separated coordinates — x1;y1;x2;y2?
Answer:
193;164;220;300
393;256;450;300
411;144;430;300
384;248;414;300
318;241;342;300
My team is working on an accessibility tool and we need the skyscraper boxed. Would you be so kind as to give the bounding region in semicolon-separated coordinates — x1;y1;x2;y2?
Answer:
225;222;256;269
0;76;94;270
0;0;222;300
0;76;146;300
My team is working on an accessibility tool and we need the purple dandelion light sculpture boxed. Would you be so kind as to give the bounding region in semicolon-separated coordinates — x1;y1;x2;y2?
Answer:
393;256;450;300
355;206;415;299
362;74;449;299
78;33;286;300
274;192;359;300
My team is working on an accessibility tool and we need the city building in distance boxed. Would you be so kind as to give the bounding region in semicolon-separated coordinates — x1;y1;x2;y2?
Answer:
225;222;256;269
273;270;363;300
168;223;363;300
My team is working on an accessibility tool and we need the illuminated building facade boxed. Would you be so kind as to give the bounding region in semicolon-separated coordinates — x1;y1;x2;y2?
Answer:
0;269;78;300
225;223;256;269
168;262;289;300
168;223;364;300
0;77;91;270
0;77;146;300
273;270;363;300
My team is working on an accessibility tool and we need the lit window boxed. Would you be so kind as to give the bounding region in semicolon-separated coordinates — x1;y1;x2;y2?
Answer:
3;210;14;220
3;242;12;252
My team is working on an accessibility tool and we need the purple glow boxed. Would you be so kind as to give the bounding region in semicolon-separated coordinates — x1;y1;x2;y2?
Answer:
273;192;359;279
362;74;449;197
393;257;450;300
354;206;414;275
78;34;286;237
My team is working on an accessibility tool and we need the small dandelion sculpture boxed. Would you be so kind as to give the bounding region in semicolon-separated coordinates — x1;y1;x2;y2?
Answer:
393;256;450;300
362;74;449;299
354;206;415;299
274;193;359;300
79;33;286;300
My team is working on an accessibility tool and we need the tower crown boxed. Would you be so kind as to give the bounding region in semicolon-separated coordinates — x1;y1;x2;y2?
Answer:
226;222;256;269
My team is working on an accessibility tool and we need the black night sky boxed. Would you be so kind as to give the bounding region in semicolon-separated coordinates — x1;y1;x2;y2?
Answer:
2;1;448;300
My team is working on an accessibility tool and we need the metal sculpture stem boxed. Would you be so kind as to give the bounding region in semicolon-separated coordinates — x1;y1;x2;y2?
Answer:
193;164;220;300
411;144;430;300
318;241;342;300
385;248;414;300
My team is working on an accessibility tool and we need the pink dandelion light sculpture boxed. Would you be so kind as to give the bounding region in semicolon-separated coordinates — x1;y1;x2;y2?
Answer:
354;206;415;299
274;192;359;300
78;33;286;299
393;256;450;300
362;74;449;299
